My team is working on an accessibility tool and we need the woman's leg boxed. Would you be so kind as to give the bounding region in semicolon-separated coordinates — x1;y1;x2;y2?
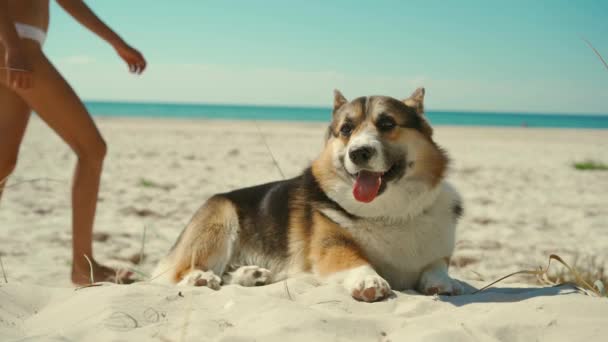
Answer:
0;86;31;203
3;40;131;285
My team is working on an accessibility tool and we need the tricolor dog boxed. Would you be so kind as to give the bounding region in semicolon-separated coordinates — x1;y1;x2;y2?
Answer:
152;88;464;302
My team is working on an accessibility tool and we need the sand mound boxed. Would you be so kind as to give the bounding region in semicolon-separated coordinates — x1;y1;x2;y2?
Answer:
1;277;606;342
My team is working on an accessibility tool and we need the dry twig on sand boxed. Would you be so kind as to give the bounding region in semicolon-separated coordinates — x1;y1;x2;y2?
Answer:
0;254;7;283
474;254;605;297
83;254;95;284
139;225;148;265
254;121;286;180
283;280;294;301
3;177;64;190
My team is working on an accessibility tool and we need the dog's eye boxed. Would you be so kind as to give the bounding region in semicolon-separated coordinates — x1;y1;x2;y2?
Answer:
376;116;396;132
340;123;354;136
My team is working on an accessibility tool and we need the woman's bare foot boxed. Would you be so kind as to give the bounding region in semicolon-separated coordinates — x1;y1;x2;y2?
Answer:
71;259;134;285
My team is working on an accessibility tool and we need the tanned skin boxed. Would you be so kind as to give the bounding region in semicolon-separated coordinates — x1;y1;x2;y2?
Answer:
0;0;146;285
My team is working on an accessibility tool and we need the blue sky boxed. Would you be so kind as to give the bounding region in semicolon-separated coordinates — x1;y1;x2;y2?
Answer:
45;0;607;114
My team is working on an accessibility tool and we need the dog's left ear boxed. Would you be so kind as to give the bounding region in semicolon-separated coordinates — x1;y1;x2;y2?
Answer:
403;87;425;115
333;89;348;112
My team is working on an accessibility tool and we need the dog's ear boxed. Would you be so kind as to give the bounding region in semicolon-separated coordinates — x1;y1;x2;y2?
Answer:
333;89;348;112
404;87;434;136
403;87;425;115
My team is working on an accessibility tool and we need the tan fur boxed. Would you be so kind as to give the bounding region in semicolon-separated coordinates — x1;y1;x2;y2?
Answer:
170;196;237;282
310;156;372;275
403;87;425;115
343;97;367;121
398;128;448;186
333;89;348;110
351;121;371;137
287;193;312;272
309;211;369;275
311;144;340;188
384;123;403;142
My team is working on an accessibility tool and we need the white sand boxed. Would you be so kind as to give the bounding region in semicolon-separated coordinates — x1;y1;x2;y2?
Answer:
1;117;607;341
1;279;606;341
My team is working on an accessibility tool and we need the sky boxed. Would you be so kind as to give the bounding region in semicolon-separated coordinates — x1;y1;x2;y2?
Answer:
45;0;608;114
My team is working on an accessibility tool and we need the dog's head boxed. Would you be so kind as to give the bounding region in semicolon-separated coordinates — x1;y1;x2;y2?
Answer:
313;88;448;218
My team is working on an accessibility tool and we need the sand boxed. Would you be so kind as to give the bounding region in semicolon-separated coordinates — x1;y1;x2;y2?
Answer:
1;117;607;341
1;279;606;341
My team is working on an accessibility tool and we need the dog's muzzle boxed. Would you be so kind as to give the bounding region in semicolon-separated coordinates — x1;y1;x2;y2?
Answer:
348;145;376;166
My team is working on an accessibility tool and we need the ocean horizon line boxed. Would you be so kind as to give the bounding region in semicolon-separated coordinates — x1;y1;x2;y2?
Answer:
83;100;608;129
83;99;608;117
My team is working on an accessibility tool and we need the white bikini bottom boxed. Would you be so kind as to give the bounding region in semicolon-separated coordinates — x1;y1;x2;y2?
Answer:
14;22;47;46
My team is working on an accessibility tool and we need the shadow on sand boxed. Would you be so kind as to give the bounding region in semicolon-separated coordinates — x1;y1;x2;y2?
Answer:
437;282;579;307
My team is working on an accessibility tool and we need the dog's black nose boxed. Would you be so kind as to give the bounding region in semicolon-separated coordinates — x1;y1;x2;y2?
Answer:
349;146;375;165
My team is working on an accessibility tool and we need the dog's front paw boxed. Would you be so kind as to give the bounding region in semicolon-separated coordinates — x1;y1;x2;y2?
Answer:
418;269;463;296
178;270;221;290
344;266;392;302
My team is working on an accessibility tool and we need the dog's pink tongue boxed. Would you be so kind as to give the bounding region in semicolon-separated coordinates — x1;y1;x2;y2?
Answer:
353;171;382;203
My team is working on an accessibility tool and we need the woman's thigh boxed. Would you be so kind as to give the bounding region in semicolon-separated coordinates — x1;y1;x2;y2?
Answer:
0;51;31;168
3;41;106;158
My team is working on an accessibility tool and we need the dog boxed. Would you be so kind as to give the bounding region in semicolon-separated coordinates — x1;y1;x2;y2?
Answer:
152;87;464;302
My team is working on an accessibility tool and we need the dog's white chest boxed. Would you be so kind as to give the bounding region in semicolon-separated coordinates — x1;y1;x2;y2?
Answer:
350;215;454;290
321;197;456;291
320;181;460;290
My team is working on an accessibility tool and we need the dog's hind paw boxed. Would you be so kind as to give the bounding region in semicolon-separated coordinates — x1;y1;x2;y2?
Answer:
225;265;272;287
178;270;221;290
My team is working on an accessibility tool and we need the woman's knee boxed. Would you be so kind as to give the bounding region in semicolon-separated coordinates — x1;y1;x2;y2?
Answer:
74;137;107;164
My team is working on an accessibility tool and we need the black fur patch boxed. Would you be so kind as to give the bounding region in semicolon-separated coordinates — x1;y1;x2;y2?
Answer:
221;180;294;259
215;167;358;261
381;97;426;134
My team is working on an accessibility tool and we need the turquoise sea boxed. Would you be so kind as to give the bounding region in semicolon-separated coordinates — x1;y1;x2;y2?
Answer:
85;101;608;129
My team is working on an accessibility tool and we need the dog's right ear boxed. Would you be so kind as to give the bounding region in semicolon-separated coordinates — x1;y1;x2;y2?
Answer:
403;87;425;115
333;89;348;112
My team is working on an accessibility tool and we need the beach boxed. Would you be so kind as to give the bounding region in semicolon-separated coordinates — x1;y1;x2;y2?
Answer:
1;116;607;341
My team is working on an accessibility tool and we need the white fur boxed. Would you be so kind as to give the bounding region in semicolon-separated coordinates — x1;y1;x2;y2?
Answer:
344;127;388;174
328;265;391;302
418;259;463;295
224;265;272;286
319;208;355;230
178;270;221;290
322;181;461;291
